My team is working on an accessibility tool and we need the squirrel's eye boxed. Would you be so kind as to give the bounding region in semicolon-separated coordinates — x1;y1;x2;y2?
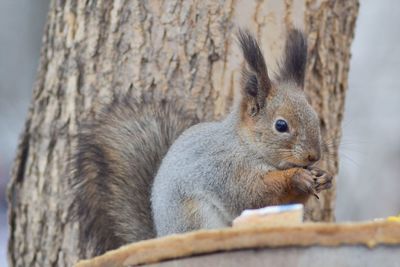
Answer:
275;119;289;133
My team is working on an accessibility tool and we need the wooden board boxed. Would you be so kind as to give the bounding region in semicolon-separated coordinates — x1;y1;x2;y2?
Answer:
146;246;400;267
75;221;400;267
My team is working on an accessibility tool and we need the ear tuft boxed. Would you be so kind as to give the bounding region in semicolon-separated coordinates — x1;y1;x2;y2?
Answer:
278;29;308;87
238;29;267;77
237;29;271;112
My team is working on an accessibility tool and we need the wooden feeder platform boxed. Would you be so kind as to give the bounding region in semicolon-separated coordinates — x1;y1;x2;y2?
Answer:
76;221;400;267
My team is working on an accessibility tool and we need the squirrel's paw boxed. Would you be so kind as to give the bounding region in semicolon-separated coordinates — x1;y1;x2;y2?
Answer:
309;167;333;193
291;167;333;196
291;168;317;196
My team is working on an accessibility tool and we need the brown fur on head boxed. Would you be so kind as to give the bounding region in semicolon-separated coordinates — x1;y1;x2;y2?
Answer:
238;29;321;170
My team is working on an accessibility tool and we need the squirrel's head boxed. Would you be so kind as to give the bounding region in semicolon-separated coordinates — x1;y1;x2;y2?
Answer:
237;29;321;169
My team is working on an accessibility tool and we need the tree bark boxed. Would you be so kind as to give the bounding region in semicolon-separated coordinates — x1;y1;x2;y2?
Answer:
7;0;358;266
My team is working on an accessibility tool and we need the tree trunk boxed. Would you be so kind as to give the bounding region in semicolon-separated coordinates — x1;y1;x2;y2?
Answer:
7;0;358;266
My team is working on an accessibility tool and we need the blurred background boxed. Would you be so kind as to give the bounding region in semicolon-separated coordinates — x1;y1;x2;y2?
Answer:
0;0;399;265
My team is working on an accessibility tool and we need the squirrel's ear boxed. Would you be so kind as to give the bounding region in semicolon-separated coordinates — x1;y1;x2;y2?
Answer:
238;29;271;117
278;29;308;88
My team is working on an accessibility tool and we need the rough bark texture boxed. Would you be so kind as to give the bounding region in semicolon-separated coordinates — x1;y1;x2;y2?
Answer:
304;0;359;221
7;0;358;266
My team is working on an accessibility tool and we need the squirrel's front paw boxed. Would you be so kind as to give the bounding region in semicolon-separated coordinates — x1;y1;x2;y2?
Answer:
309;167;333;193
291;168;316;196
291;167;333;196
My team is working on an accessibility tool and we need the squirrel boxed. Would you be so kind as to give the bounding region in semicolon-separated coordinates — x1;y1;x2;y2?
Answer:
70;29;333;258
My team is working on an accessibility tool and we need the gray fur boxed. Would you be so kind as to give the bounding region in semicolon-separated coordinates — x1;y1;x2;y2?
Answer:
152;97;320;236
152;111;264;235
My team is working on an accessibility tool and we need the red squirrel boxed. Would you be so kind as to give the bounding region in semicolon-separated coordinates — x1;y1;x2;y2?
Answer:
71;29;332;258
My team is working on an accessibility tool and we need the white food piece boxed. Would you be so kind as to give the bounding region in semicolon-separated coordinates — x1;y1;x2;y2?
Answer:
232;204;304;227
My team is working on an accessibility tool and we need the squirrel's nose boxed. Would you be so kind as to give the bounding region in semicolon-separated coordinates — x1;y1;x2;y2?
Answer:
307;151;320;163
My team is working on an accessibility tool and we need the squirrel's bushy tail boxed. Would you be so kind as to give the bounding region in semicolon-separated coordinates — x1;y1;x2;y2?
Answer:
69;95;197;258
